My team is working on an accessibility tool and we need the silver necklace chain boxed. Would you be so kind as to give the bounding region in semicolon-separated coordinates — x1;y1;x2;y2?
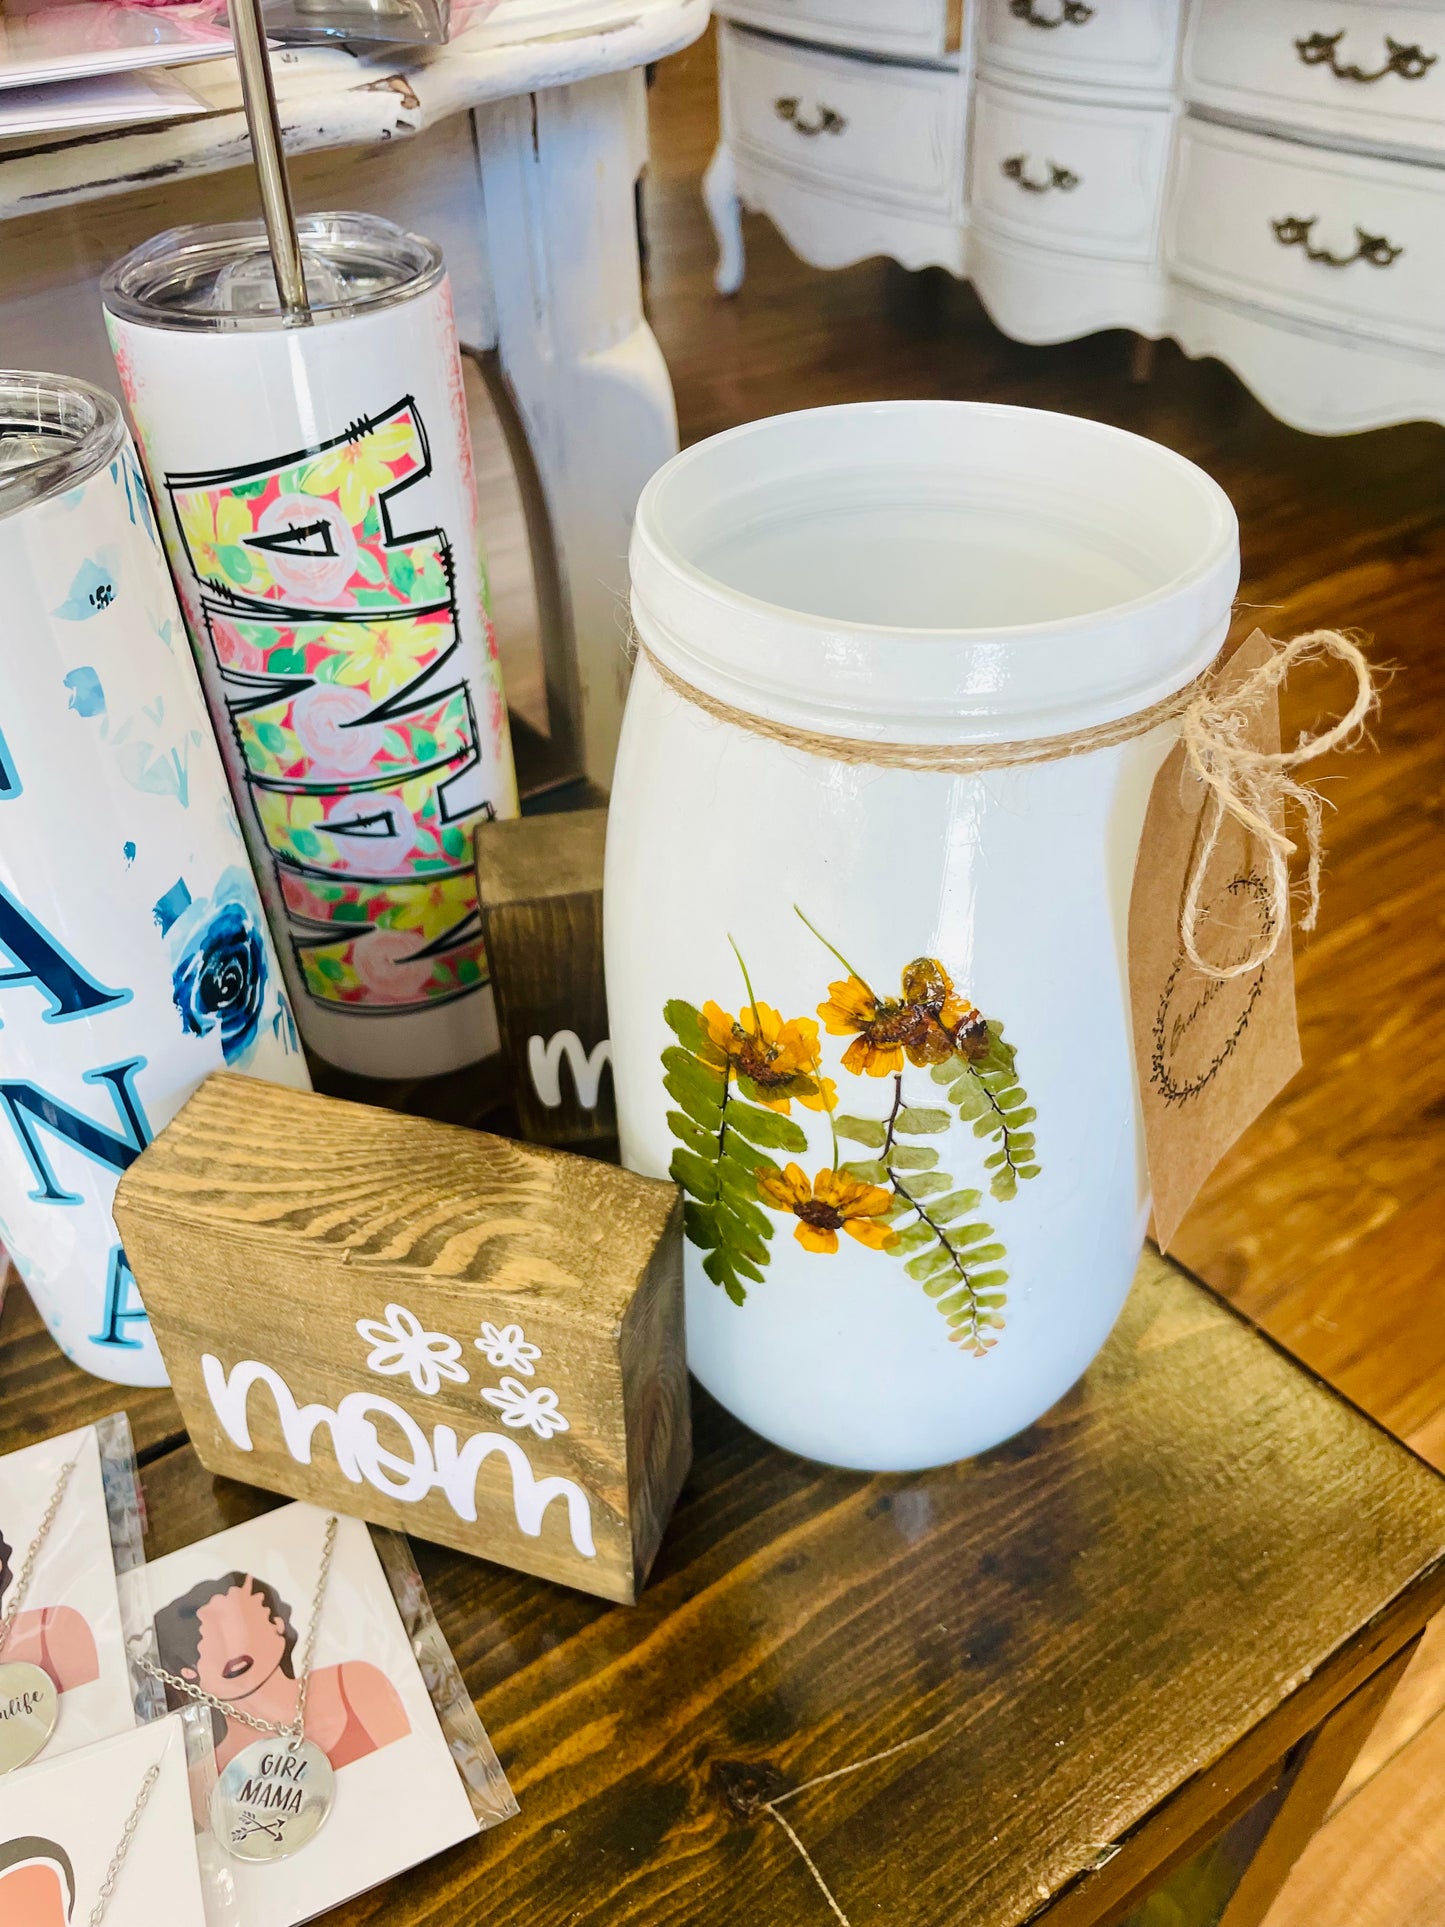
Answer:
89;1761;162;1926
0;1456;77;1655
135;1515;338;1745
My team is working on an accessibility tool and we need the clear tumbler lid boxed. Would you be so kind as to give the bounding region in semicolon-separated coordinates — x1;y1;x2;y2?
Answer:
0;373;126;521
101;211;444;333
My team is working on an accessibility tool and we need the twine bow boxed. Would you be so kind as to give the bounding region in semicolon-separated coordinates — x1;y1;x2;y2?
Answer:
1178;629;1377;981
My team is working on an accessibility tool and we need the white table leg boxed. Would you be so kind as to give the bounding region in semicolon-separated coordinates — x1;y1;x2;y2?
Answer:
474;68;679;789
704;139;745;297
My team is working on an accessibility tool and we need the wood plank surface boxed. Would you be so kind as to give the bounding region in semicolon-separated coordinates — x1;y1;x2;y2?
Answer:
0;1268;182;1459
1261;1685;1445;1927
1216;1642;1418;1927
124;1252;1445;1927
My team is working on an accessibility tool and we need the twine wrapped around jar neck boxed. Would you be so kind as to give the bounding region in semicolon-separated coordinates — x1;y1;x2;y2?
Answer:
632;627;1378;982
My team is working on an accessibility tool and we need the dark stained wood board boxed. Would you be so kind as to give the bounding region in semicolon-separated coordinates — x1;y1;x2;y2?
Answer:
0;1270;182;1460
475;807;614;1147
123;1250;1445;1926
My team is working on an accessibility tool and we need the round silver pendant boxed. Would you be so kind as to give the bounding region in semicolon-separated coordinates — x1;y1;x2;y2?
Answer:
0;1660;58;1772
211;1736;335;1861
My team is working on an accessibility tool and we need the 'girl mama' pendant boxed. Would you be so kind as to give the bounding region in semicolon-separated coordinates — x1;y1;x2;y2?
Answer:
211;1736;335;1861
0;1660;58;1772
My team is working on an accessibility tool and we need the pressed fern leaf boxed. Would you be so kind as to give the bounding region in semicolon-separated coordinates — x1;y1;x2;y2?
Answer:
661;999;807;1305
843;1076;1008;1356
931;1021;1040;1203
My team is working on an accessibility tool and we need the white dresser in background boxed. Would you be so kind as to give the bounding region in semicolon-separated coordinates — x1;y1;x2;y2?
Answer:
705;0;1445;432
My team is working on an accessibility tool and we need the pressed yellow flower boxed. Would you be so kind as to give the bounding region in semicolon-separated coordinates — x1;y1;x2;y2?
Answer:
700;1000;835;1113
303;421;417;527
756;1164;897;1255
820;958;983;1076
176;490;263;588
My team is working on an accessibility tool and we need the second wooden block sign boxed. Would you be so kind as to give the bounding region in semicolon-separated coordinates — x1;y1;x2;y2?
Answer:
114;1074;689;1603
474;806;614;1148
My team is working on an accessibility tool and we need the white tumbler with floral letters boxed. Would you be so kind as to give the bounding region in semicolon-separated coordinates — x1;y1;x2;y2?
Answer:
606;401;1239;1471
0;373;309;1387
103;213;517;1081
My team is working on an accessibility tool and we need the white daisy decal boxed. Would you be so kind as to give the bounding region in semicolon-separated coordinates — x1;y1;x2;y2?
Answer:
356;1303;469;1396
475;1320;542;1377
481;1377;570;1441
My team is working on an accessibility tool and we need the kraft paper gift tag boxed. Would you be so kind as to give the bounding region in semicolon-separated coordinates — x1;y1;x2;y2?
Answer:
1128;631;1303;1249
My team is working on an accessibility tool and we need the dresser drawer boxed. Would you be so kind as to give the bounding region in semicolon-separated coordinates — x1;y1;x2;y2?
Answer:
720;24;965;216
718;0;960;61
971;79;1172;259
1184;0;1445;154
1166;119;1445;351
978;0;1183;98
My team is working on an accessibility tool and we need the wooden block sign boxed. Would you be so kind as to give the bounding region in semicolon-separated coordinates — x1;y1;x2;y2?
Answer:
475;807;614;1147
114;1074;689;1604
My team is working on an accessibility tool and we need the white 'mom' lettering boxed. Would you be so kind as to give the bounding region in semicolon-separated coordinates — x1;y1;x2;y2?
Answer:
527;1030;613;1111
200;1355;596;1559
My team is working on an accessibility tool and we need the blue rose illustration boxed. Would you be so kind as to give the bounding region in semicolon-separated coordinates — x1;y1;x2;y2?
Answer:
165;867;269;1065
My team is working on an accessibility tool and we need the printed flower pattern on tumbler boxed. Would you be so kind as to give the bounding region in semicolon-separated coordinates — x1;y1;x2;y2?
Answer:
163;866;272;1067
166;397;507;1019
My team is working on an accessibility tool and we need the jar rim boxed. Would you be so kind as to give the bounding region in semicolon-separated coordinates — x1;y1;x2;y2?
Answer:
629;401;1241;747
0;373;127;522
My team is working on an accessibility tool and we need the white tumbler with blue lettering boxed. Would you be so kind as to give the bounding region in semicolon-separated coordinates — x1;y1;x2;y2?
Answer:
0;373;310;1387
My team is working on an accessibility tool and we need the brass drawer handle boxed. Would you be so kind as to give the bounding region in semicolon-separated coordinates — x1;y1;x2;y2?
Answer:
774;96;847;137
1008;0;1095;25
1294;30;1437;82
1002;154;1080;193
1271;215;1404;267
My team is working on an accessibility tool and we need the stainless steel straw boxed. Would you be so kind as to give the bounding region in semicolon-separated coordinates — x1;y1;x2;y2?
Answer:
227;0;311;319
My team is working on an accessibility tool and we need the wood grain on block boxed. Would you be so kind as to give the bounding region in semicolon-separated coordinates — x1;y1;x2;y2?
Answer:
113;1073;688;1604
475;807;614;1146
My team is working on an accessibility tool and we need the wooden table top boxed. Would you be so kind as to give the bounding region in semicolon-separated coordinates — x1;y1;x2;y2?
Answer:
4;1247;1444;1926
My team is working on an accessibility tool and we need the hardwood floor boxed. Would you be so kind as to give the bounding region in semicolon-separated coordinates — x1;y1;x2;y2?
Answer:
639;28;1445;1927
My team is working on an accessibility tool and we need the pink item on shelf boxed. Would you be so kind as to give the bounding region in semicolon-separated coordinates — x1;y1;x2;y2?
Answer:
0;0;233;88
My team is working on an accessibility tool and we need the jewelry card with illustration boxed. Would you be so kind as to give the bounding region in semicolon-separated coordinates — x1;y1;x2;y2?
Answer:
0;1716;207;1927
130;1503;481;1924
0;1425;136;1769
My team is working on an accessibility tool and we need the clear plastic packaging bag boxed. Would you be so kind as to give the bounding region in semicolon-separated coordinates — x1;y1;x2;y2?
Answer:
0;1711;236;1926
260;0;498;47
0;1415;151;1764
128;1502;515;1924
373;1526;518;1830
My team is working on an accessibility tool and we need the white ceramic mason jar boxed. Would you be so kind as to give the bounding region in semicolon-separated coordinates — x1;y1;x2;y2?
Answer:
607;402;1239;1472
